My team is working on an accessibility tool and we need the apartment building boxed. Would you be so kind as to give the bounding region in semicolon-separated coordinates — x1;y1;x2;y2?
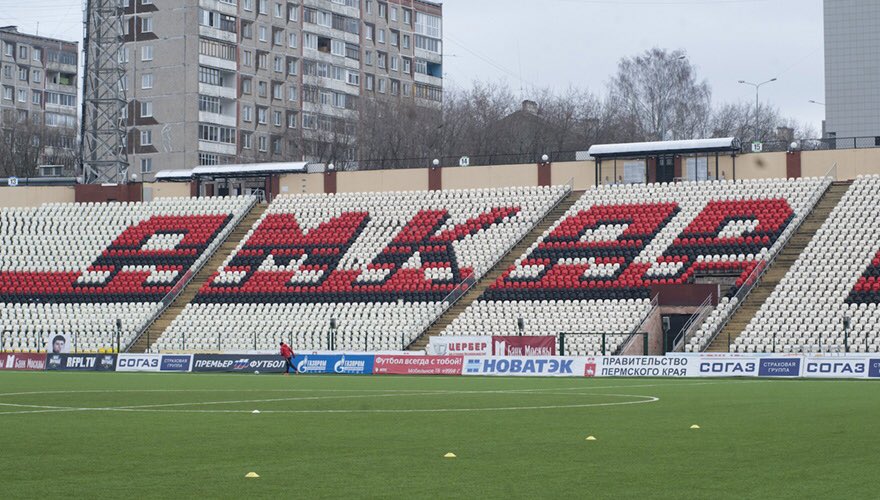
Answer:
0;26;79;177
824;0;880;139
120;0;442;181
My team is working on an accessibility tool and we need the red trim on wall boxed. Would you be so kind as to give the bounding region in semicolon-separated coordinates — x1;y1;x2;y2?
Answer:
537;162;552;187
786;150;802;178
428;167;442;190
324;170;337;193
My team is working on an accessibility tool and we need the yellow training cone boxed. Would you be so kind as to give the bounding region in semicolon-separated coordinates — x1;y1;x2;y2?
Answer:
245;472;260;478
585;436;597;441
444;452;457;458
690;424;700;429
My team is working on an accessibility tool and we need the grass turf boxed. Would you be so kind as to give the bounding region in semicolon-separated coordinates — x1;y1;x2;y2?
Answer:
0;372;877;499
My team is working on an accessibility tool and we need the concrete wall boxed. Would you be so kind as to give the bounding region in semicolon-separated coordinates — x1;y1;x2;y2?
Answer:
0;186;75;207
336;168;430;193
442;163;537;190
800;148;880;179
550;161;595;190
145;181;191;199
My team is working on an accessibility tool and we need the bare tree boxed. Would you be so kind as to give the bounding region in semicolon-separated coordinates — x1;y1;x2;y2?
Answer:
607;47;712;141
0;112;76;177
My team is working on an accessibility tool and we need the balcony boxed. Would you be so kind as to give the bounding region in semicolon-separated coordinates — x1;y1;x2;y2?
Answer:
414;72;442;86
198;82;237;100
199;53;237;72
198;141;236;156
199;25;237;44
199;110;237;128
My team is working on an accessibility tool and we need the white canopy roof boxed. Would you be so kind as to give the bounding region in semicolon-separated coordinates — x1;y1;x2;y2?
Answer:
588;138;739;158
155;162;311;181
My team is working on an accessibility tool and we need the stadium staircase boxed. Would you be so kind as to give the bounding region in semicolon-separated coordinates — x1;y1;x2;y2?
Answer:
127;202;269;353
705;180;852;352
407;190;582;351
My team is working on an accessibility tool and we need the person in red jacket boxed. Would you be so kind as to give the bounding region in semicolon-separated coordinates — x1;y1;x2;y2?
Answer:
280;342;295;375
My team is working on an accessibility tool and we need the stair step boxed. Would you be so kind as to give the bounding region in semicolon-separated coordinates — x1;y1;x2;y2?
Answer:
126;202;268;353
406;190;582;351
704;182;847;352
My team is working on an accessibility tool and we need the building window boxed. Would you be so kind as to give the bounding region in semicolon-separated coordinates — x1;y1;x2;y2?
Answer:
302;113;316;129
273;110;282;126
390;56;398;72
243;0;253;10
31;48;41;63
31;91;41;104
288;84;297;101
274;56;284;73
272;137;281;155
198;123;236;144
259;25;268;42
32;69;41;83
365;74;374;91
241;132;252;149
141;17;153;33
377;52;386;69
287;58;298;76
365;24;374;41
365;51;372;66
258;81;268;98
3;43;13;57
141;73;153;89
258;135;268;152
257;106;267;124
403;8;411;25
241;22;253;39
242;104;253;122
17;88;27;102
140;158;153;173
274;2;283;18
377;29;385;44
259;0;268;14
242;50;253;67
272;82;283;99
346;71;359;86
273;28;284;46
140;101;153;118
141;45;153;61
257;52;268;69
390;30;399;47
18;66;27;81
198;66;225;86
18;45;28;60
117;46;128;63
402;57;411;74
141;129;153;146
303;33;318;50
2;86;11;100
390;6;397;22
288;32;298;48
378;2;386;19
242;78;252;95
288;3;298;21
199;95;222;114
402;34;410;49
198;153;220;165
378;78;386;94
287;111;297;128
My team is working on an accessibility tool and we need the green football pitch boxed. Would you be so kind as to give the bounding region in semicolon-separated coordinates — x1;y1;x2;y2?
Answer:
0;372;877;499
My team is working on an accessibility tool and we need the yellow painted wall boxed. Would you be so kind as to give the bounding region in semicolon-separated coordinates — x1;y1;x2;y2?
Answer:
279;173;324;195
801;148;880;180
336;168;430;193
145;182;191;199
0;186;75;207
442;163;537;189
550;161;595;190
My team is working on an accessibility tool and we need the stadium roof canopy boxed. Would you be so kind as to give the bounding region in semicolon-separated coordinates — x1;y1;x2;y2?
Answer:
588;138;740;159
155;162;311;181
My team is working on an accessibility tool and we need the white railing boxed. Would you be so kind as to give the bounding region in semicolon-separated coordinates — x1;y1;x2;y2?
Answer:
673;295;714;352
614;293;660;355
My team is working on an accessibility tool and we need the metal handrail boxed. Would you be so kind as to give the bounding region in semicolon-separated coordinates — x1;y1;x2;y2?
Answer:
699;163;838;352
673;295;714;352
613;293;659;355
125;195;259;353
401;178;576;350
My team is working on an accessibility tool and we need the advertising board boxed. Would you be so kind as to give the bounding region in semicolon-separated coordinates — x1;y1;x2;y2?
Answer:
372;355;463;375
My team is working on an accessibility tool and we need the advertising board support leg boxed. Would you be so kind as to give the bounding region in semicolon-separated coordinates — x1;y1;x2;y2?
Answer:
601;334;607;356
218;330;221;353
559;333;566;356
74;332;78;354
0;328;6;351
116;318;121;354
643;333;648;355
329;318;337;351
253;331;257;351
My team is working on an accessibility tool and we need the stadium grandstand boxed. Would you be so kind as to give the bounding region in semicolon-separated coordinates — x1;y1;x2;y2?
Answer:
0;139;878;356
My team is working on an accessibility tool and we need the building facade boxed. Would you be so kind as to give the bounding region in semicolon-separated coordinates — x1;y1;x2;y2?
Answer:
0;26;79;177
824;0;880;140
120;0;442;181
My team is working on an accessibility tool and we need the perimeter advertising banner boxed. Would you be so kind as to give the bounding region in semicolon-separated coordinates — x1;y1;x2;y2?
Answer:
462;356;586;377
802;357;868;378
45;353;117;371
426;336;491;356
597;356;698;377
492;336;556;356
372;355;463;375
293;354;374;374
0;352;47;371
191;354;287;373
116;354;193;373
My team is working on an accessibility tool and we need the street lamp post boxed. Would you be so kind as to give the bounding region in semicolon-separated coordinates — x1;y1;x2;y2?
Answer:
738;78;777;141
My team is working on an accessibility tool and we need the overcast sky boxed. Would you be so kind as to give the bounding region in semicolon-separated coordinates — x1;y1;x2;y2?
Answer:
1;0;826;132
